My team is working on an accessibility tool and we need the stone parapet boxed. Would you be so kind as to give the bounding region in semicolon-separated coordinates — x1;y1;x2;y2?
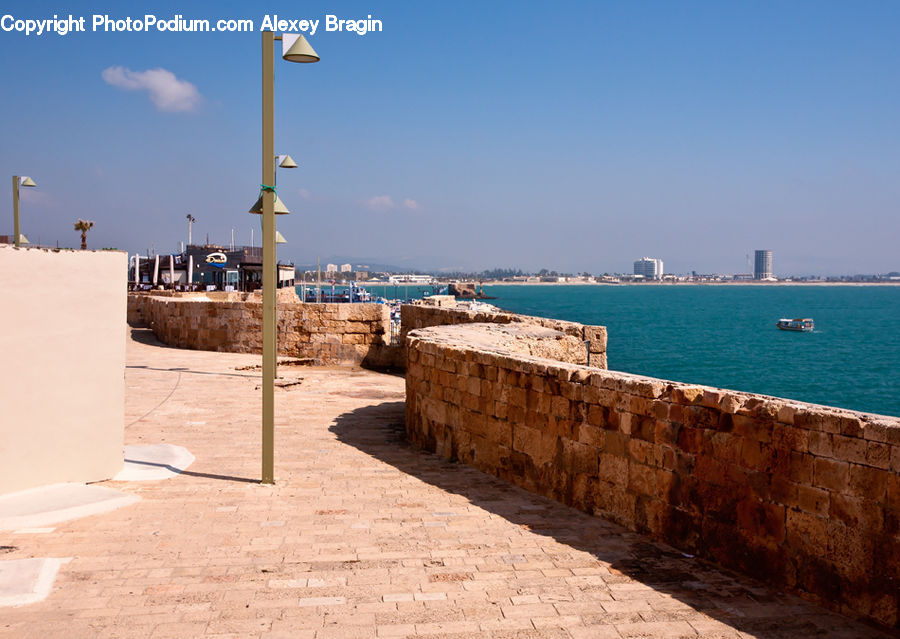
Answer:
134;293;393;367
405;322;900;629
401;303;607;368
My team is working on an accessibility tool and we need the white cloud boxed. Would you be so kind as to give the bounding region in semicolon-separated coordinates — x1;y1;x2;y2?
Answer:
403;198;420;211
364;195;395;212
102;66;201;112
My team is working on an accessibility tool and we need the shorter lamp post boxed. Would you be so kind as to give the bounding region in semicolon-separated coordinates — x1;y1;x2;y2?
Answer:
12;176;37;247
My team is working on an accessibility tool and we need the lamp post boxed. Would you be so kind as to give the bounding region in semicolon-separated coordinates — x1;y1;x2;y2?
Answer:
12;176;37;247
186;214;196;246
251;30;319;485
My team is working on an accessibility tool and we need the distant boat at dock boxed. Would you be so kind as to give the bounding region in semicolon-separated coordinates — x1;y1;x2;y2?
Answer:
777;318;814;332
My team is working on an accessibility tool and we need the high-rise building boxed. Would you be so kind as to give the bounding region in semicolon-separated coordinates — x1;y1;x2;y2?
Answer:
325;263;338;273
633;257;664;280
754;250;773;280
340;263;352;273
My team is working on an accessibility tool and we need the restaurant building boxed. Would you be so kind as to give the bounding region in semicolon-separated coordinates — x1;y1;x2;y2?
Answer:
132;244;295;292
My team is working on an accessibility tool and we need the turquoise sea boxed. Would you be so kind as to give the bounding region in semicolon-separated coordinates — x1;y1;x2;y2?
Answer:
481;285;900;418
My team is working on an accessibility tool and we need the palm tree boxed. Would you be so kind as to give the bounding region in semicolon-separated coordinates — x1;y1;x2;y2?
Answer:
74;218;94;250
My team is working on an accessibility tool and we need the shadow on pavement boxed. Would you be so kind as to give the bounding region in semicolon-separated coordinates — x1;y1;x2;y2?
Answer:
130;327;182;349
121;458;260;484
126;365;260;379
330;401;890;639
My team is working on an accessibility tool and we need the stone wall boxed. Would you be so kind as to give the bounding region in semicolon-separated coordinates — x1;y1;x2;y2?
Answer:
405;323;900;628
401;303;607;368
128;288;298;326
131;294;606;372
138;294;393;367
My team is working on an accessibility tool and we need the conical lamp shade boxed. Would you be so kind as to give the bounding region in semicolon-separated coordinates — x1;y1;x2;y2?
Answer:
20;177;36;187
275;231;287;244
278;155;298;169
249;194;290;215
282;34;320;63
17;234;30;244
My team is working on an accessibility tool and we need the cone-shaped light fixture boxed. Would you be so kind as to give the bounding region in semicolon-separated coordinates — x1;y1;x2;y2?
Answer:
275;231;287;244
278;154;298;169
282;34;320;63
249;194;291;215
20;176;36;187
17;234;30;244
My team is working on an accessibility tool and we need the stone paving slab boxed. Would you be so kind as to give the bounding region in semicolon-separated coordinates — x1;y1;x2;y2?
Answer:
0;558;70;606
0;328;892;638
0;484;140;532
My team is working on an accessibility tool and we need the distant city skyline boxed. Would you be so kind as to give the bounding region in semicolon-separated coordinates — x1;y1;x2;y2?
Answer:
2;1;899;275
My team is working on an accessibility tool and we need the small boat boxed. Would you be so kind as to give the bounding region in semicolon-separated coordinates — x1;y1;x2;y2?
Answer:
777;318;814;332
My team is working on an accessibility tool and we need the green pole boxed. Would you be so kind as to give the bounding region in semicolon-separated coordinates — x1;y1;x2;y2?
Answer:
261;31;276;484
12;176;20;248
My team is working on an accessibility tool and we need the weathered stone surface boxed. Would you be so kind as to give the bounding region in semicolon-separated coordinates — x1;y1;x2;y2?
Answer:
130;293;395;367
400;303;607;369
405;321;900;630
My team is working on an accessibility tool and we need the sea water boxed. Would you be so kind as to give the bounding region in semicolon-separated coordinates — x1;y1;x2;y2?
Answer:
483;284;899;418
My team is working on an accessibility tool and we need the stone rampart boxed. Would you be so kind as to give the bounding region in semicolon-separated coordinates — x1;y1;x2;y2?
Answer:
401;303;607;368
137;294;392;367
128;289;298;326
405;323;900;628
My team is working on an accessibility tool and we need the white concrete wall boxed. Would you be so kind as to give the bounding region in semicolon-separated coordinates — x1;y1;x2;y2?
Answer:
0;245;126;495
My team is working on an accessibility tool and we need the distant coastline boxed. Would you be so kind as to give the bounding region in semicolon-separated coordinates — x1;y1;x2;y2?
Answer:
356;279;900;288
480;280;900;287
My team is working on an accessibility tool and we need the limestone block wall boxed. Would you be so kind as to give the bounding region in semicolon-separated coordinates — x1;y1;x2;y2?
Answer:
401;304;607;368
141;295;392;367
0;246;126;494
405;323;900;628
127;288;298;326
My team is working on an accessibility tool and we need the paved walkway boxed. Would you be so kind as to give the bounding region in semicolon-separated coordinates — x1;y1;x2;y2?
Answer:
0;329;890;638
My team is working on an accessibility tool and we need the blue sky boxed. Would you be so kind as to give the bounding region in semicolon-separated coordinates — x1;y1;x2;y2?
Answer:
2;1;899;275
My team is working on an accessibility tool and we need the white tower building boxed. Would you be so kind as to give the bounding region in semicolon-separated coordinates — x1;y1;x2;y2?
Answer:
633;257;664;280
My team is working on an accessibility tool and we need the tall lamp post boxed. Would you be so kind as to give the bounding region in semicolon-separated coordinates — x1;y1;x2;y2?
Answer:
186;214;196;246
12;176;37;247
250;31;319;485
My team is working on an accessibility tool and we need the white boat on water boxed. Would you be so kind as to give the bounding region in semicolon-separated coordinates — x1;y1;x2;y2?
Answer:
777;318;814;332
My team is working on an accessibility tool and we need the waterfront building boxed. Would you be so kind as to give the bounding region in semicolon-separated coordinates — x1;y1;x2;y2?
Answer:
326;263;338;274
132;244;294;292
633;257;664;280
388;274;435;285
754;250;773;280
340;263;352;273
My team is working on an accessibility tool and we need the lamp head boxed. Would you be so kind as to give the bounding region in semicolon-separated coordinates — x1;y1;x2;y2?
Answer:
282;34;320;63
249;194;291;215
275;231;287;244
20;176;36;187
278;154;298;169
